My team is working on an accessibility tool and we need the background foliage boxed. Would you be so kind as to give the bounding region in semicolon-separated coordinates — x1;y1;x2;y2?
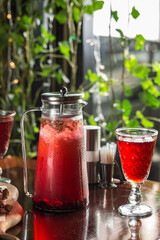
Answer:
84;3;160;142
1;0;160;157
0;0;104;157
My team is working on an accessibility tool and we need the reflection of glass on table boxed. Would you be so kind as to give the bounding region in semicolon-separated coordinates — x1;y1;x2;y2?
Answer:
100;142;117;187
128;217;142;240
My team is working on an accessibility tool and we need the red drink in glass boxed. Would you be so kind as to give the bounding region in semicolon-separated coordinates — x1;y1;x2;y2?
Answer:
33;116;89;211
0;118;14;158
117;139;156;183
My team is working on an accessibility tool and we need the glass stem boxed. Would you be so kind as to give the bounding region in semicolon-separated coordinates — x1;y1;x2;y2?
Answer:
128;183;142;205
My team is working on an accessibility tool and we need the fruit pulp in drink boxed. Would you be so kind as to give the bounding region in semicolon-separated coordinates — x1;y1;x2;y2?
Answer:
33;116;89;211
117;138;156;183
0;118;14;158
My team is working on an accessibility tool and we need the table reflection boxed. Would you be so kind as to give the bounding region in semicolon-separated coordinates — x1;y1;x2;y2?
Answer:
128;218;142;240
22;208;89;240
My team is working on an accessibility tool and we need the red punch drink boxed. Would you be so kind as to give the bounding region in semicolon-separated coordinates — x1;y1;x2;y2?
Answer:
116;127;158;217
20;89;89;211
0;116;14;158
117;137;156;183
33;116;89;211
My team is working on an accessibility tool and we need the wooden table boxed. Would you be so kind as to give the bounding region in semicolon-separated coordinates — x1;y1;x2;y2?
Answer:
2;156;160;240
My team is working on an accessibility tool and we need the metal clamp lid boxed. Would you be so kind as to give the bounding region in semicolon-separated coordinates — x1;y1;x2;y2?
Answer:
41;86;84;104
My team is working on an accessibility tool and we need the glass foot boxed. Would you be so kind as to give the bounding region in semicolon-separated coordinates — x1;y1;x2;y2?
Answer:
0;177;11;184
118;203;152;217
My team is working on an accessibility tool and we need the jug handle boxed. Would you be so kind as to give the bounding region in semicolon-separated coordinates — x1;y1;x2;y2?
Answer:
20;107;41;198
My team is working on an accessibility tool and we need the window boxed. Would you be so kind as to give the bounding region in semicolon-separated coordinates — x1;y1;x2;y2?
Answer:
93;0;160;42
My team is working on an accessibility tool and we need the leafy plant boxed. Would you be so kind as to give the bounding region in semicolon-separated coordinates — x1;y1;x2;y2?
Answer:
0;0;104;156
0;1;45;156
83;4;160;141
35;0;104;91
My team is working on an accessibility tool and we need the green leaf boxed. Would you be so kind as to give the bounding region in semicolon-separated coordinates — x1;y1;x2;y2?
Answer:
154;73;160;86
122;99;132;117
56;10;67;24
41;64;59;77
122;115;129;125
13;86;22;95
99;82;109;93
41;25;56;41
133;65;150;79
59;42;70;58
34;44;43;54
34;127;39;133
131;6;140;19
42;68;52;77
73;6;81;23
125;55;137;72
141;79;160;97
83;1;104;14
83;5;93;14
135;34;146;51
106;121;117;132
127;119;140;127
85;69;99;82
21;15;32;25
148;85;160;97
18;15;32;30
84;91;90;101
141;79;153;90
139;92;160;108
69;33;81;44
153;62;160;86
28;152;37;159
124;86;133;97
153;62;160;72
56;70;63;85
11;33;24;47
27;133;35;141
136;110;154;128
88;115;97;125
93;1;104;11
136;110;144;119
112;11;118;21
55;0;66;9
116;29;124;39
141;118;154;128
115;99;121;111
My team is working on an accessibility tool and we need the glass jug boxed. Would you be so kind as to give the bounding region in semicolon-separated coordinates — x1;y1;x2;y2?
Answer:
20;87;89;211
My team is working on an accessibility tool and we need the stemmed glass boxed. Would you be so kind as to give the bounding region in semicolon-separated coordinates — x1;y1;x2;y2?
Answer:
0;110;16;183
116;127;158;217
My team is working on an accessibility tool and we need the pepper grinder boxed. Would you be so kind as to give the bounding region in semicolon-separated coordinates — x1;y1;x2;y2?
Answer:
84;125;101;184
